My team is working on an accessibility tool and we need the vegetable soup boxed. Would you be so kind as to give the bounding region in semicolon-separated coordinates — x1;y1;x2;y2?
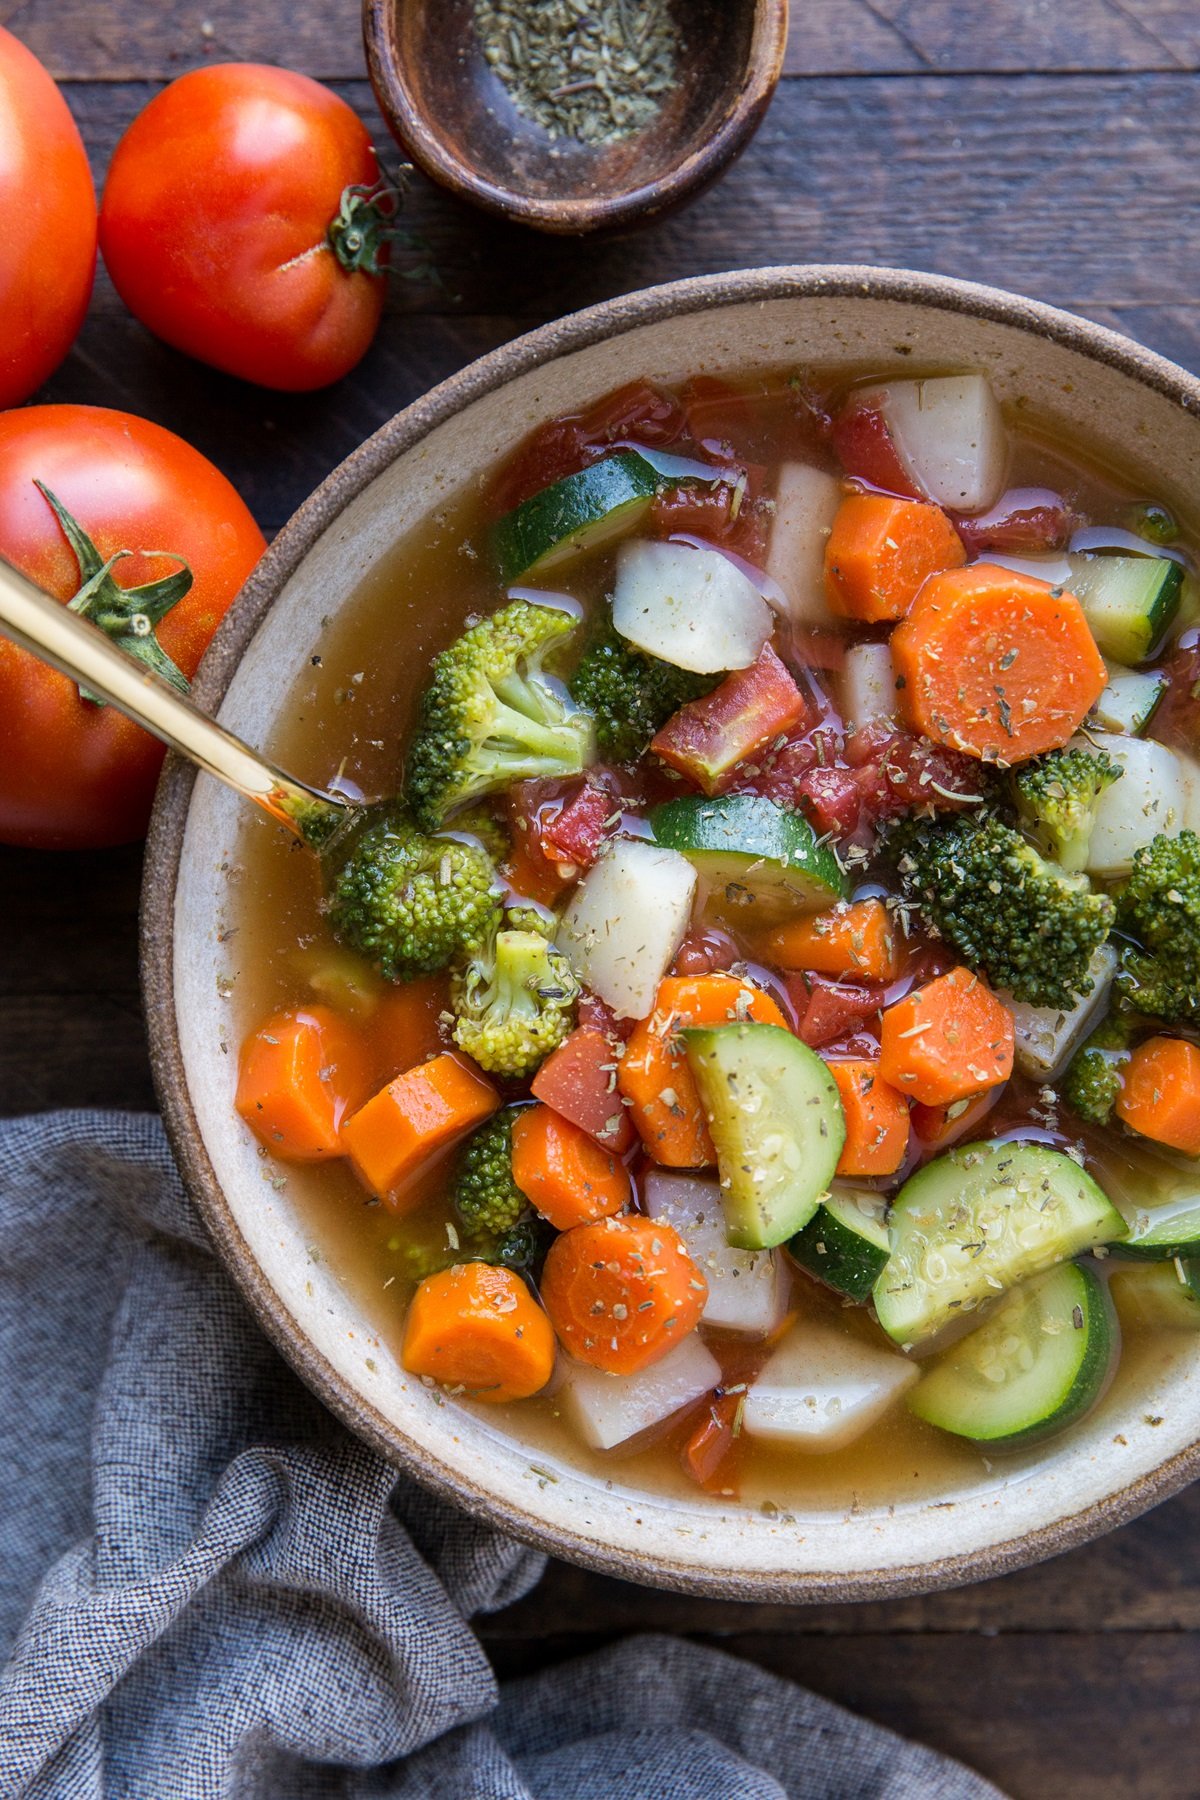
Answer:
226;366;1200;1509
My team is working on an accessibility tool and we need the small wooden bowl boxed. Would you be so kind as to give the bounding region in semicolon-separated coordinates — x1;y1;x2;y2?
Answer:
363;0;789;234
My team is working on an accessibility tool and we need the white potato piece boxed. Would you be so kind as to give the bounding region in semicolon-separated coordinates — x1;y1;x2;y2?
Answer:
1179;749;1200;834
559;838;697;1020
741;1318;917;1452
1078;731;1189;877
1001;943;1119;1081
871;374;1007;514
557;1336;721;1452
839;641;898;731
981;551;1074;588
611;539;772;673
765;461;843;626
644;1171;789;1337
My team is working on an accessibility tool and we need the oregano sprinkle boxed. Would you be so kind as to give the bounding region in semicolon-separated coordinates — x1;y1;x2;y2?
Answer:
474;0;680;145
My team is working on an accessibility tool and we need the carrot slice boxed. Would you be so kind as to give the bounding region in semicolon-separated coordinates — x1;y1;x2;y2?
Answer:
824;493;966;623
401;1262;556;1403
825;1058;910;1176
366;974;449;1084
341;1051;498;1202
540;1213;707;1375
531;1025;634;1153
878;967;1014;1107
764;898;902;983
618;974;789;1167
890;563;1107;763
682;1389;743;1492
1115;1036;1200;1155
510;1103;631;1230
235;1005;372;1162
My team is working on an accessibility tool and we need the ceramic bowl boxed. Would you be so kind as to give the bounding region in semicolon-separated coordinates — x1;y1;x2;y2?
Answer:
143;266;1200;1602
362;0;789;233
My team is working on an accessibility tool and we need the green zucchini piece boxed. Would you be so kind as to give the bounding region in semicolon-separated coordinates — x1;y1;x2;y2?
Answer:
1111;1190;1200;1261
787;1186;890;1302
682;1021;846;1250
1066;552;1183;665
874;1141;1127;1347
493;450;660;582
909;1262;1116;1448
651;794;847;929
1111;1259;1200;1331
1090;662;1168;737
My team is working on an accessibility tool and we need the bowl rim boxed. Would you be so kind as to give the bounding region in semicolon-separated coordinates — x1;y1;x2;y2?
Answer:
143;264;1200;1602
361;0;790;233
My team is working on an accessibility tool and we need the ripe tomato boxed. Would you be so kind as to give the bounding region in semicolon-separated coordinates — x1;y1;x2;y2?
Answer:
0;406;266;849
99;64;394;392
0;29;97;407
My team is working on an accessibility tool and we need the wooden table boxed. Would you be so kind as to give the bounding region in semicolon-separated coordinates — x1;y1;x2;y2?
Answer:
4;5;1199;1794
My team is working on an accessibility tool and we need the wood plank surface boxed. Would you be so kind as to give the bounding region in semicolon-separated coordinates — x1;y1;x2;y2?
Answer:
4;4;1200;1795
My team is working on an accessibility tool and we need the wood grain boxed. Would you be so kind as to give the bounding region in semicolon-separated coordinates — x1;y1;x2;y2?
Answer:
14;0;1198;80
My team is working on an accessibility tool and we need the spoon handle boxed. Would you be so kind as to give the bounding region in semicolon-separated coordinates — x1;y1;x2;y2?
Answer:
0;554;349;844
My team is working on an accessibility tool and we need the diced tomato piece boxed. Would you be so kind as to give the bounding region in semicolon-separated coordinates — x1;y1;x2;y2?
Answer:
538;779;615;868
787;630;847;675
680;374;763;462
681;1389;743;1492
793;765;862;836
910;1087;1003;1157
490;379;688;512
787;975;889;1050
530;1025;635;1153
846;722;987;824
1150;633;1200;755
951;487;1078;556
651;645;809;795
648;467;768;562
669;925;741;978
831;394;923;500
500;828;573;908
576;990;636;1042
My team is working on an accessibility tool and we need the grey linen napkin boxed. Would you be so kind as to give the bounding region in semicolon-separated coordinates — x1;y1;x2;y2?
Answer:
0;1111;1007;1799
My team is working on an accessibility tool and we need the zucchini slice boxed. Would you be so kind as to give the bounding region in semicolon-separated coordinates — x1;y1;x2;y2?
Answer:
787;1186;891;1302
682;1021;846;1250
651;793;847;929
1111;1260;1200;1331
1090;662;1168;737
874;1140;1127;1347
493;451;660;582
1112;1190;1200;1261
909;1262;1116;1448
1066;552;1183;665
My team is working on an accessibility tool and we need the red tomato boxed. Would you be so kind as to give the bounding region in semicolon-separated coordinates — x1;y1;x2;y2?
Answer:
0;405;266;848
99;64;393;392
0;29;97;407
491;379;688;512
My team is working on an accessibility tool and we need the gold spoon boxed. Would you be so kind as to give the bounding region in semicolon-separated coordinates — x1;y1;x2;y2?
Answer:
0;553;353;848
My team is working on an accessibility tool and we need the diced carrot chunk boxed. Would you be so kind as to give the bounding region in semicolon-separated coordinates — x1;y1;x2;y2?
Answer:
825;1058;910;1176
511;1103;631;1230
540;1213;706;1375
824;493;966;623
236;1005;372;1162
1115;1037;1200;1155
341;1052;498;1201
402;1263;556;1402
878;967;1014;1106
764;898;902;983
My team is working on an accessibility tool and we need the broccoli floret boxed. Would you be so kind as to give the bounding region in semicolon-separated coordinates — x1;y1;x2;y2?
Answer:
404;601;595;830
1114;828;1200;1025
446;801;511;865
325;808;501;979
1013;746;1123;874
889;812;1116;1010
451;920;579;1079
1062;1012;1136;1126
453;1108;528;1237
568;612;720;762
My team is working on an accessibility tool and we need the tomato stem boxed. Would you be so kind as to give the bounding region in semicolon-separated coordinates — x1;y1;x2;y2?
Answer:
327;174;414;277
35;481;193;702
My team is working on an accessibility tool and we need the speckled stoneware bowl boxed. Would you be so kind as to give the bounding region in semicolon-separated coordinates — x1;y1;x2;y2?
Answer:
142;267;1200;1602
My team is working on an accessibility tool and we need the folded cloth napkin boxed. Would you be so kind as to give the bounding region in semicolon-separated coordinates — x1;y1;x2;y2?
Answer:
0;1111;1006;1800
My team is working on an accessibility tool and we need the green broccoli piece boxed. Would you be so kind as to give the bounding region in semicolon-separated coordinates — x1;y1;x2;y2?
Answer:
447;801;510;865
325;807;501;979
1062;1012;1136;1127
1115;828;1200;1025
453;1108;528;1237
1013;746;1123;874
404;600;595;830
568;612;721;762
451;919;579;1079
889;812;1116;1010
